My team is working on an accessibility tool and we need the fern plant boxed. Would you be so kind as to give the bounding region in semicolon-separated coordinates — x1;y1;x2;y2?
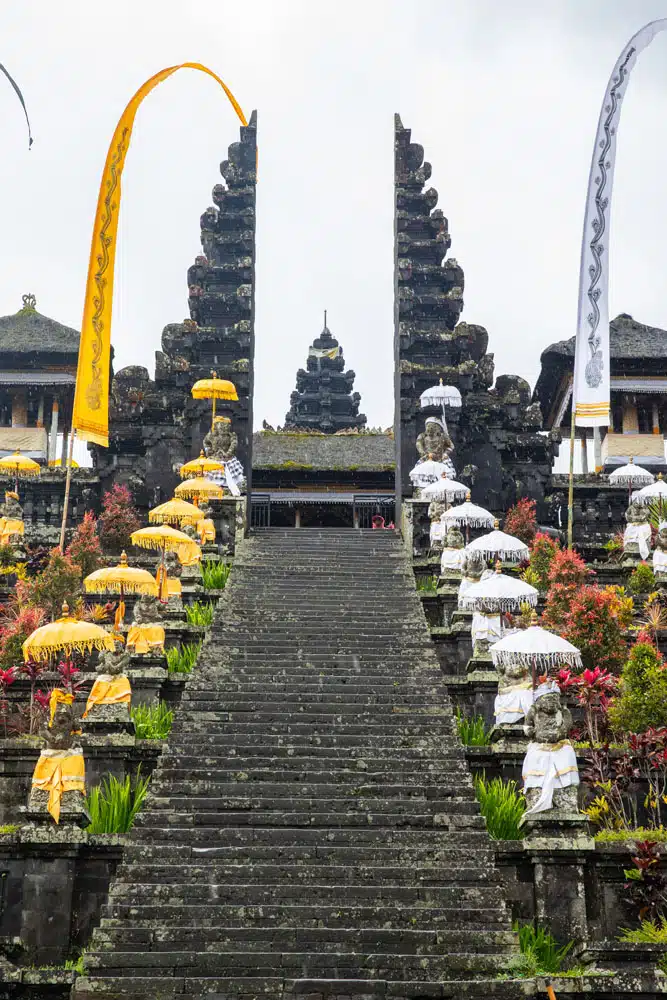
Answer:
85;772;150;834
620;916;667;943
166;642;201;674
473;774;526;839
514;921;573;973
416;575;438;593
201;561;231;590
131;702;173;740
185;601;215;627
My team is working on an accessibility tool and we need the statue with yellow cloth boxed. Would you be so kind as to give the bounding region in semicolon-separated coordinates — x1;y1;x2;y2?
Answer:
126;594;166;655
28;697;87;826
82;639;132;727
197;500;216;547
0;490;26;558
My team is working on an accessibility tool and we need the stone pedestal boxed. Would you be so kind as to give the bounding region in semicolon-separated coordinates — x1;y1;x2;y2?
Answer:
524;833;595;951
81;702;135;747
490;723;527;752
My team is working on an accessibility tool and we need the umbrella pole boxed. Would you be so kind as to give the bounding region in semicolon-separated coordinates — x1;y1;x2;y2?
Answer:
58;429;76;552
211;395;216;432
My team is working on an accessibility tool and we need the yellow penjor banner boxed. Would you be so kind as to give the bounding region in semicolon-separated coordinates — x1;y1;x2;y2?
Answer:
73;64;248;446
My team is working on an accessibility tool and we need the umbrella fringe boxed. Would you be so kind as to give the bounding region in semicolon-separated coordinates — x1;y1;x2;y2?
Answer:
24;637;115;662
463;547;527;562
83;580;157;595
460;594;538;612
491;651;583;668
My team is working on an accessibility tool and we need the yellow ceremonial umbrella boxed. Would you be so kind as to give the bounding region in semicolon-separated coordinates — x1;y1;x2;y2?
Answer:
191;371;238;430
48;458;80;469
83;551;158;628
0;450;40;494
174;477;224;502
148;497;205;527
23;602;116;662
179;450;224;479
130;525;201;602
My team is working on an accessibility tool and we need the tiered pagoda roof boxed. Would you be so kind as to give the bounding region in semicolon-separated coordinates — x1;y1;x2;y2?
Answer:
284;316;367;434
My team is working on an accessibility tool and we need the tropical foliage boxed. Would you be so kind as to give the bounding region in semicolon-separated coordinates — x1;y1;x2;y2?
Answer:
85;772;150;834
473;775;525;840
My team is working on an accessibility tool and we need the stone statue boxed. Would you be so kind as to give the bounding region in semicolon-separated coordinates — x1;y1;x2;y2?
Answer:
654;522;667;584
458;548;487;601
132;594;164;626
522;690;579;817
83;641;132;727
203;416;246;493
440;525;465;573
0;491;23;521
494;661;557;728
623;502;652;562
415;417;456;478
428;499;447;553
27;701;88;825
0;490;26;559
180;523;203;583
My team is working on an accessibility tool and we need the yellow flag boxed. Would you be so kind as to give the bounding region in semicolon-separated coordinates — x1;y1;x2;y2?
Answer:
73;64;248;446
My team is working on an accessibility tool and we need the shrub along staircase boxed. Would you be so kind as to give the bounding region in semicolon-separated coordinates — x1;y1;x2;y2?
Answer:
75;528;521;999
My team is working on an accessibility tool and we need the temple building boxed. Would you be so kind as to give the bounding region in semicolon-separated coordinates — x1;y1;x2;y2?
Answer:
0;294;78;463
534;313;667;472
284;316;366;433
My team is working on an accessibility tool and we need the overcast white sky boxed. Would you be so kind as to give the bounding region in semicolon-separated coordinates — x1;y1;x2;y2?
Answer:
3;1;667;437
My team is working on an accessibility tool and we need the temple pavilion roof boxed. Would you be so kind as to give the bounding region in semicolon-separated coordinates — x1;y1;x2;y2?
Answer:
540;313;667;363
0;295;79;361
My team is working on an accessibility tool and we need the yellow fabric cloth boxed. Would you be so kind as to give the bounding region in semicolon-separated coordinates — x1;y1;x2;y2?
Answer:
198;519;216;545
126;624;165;655
178;542;201;566
168;578;182;597
72;65;247;447
83;674;131;718
0;517;24;545
49;689;74;725
114;600;126;631
31;750;85;824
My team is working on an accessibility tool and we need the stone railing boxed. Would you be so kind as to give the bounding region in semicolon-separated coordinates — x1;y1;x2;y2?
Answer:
0;470;101;546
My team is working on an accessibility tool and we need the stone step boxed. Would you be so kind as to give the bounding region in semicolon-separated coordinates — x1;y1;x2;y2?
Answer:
130;812;485;837
99;901;509;930
164;721;454;736
91;925;515;954
149;772;472;792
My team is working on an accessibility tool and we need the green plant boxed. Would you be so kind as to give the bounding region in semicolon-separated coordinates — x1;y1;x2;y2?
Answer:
620;916;667;942
455;709;491;746
66;511;103;579
605;533;624;563
630;562;656;595
185;601;215;627
596;827;667;843
514;921;573;974
85;772;150;834
528;532;560;590
166;642;201;674
64;952;86;974
416;575;438;593
131;702;173;740
0;543;15;569
519;566;540;589
0;823;18;834
201;561;231;591
609;642;667;734
473;774;525;839
17;548;82;619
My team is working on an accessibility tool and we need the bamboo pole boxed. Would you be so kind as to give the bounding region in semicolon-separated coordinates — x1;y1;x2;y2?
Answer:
58;429;76;551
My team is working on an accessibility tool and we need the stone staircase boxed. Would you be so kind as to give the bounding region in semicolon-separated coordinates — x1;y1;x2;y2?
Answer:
75;528;522;999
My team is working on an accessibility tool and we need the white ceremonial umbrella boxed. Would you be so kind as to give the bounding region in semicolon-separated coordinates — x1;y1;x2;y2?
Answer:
441;491;494;544
489;625;582;670
420;379;462;411
420;475;469;503
609;458;654;488
632;475;667;507
409;459;450;488
458;569;538;612
464;520;530;564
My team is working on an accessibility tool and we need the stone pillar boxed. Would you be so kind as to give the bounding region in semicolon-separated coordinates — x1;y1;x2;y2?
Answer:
36;395;44;428
653;400;661;435
580;432;588;475
49;399;59;463
622;398;638;434
294;508;301;528
593;426;602;473
20;848;79;965
527;842;594;951
60;428;68;466
11;391;27;428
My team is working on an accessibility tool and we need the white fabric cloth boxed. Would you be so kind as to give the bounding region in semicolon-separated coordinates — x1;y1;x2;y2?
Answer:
522;740;579;815
458;567;494;602
471;612;502;647
654;548;667;576
623;522;651;560
440;547;465;572
430;522;447;546
494;681;559;726
464;529;530;564
573;18;667;428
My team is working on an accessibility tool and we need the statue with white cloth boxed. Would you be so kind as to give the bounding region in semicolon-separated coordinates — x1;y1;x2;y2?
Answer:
623;501;652;562
439;525;465;573
654;522;667;584
521;690;579;819
494;656;558;727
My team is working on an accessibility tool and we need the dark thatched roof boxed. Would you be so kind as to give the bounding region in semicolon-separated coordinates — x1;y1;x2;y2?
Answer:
541;314;667;362
252;431;395;471
0;301;79;358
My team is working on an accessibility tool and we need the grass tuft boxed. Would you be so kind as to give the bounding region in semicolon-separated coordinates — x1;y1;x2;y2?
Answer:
131;702;173;740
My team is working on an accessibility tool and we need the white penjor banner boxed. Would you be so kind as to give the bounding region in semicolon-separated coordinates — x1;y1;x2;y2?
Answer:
574;18;667;428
